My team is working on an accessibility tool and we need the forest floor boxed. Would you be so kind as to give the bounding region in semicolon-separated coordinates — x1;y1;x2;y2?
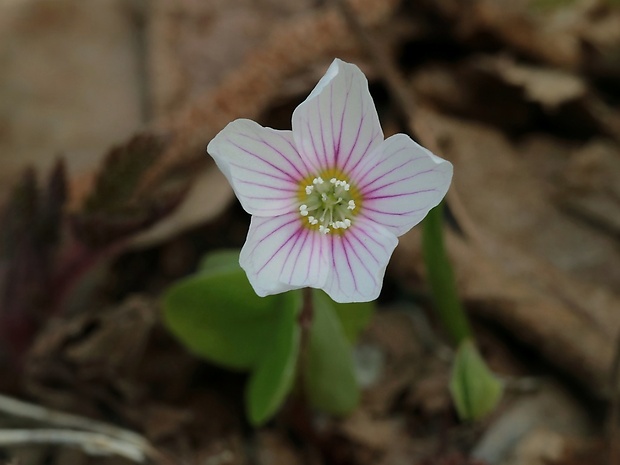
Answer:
1;0;620;464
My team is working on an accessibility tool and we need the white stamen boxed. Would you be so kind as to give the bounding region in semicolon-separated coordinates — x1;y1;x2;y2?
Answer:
299;175;357;234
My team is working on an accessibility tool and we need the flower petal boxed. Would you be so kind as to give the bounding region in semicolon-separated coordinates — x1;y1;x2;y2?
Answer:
207;119;311;216
292;59;383;174
322;218;398;303
356;134;453;237
240;213;329;297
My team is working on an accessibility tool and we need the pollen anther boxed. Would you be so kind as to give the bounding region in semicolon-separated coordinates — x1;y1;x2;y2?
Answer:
299;175;359;234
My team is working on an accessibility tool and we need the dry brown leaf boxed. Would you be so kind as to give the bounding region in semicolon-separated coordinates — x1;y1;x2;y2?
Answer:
24;296;157;414
411;60;532;132
338;411;400;451
415;108;620;289
489;57;587;110
411;53;620;143
505;429;568;465
129;163;233;248
424;0;581;68
520;136;620;236
402;108;620;394
560;140;620;232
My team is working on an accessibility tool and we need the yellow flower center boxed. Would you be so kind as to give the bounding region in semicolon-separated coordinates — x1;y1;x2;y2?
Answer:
297;170;361;234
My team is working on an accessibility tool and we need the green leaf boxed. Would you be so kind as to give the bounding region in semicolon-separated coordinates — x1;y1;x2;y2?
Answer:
163;267;300;370
422;202;472;345
325;292;374;343
304;290;360;414
198;249;242;275
246;303;300;425
450;339;503;420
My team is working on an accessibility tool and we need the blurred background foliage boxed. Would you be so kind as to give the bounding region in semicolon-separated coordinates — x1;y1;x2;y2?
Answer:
1;0;620;464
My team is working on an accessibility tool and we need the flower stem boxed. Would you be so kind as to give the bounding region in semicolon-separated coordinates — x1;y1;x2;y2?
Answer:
294;287;314;398
299;287;314;332
422;201;472;345
287;288;316;437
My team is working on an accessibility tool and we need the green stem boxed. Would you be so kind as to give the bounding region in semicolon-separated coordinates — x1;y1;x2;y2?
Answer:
293;288;314;398
422;201;472;345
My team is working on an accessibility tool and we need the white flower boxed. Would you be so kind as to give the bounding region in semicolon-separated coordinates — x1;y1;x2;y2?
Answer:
207;59;452;303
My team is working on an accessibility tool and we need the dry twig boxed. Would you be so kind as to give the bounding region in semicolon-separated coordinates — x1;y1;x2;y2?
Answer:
0;430;145;463
0;393;173;465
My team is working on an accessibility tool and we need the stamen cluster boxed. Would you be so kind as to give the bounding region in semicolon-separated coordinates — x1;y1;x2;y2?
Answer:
298;176;357;234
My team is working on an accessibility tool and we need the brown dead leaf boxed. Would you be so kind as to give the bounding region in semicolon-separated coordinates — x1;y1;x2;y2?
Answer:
412;53;620;142
519;135;620;236
560;139;620;234
129;163;233;248
415;108;620;289
489;57;587;110
401;107;620;395
24;296;157;415
411;60;532;132
505;428;567;465
339;411;400;451
424;0;581;68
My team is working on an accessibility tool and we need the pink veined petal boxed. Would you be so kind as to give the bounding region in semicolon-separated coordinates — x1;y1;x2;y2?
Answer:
322;218;398;303
240;213;329;297
355;134;453;237
292;59;384;174
207;119;311;217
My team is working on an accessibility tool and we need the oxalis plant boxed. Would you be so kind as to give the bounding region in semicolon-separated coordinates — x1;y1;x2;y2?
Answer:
163;59;502;425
